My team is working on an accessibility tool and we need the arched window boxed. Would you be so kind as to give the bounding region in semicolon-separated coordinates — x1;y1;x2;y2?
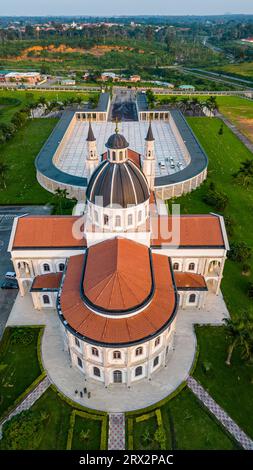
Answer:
104;214;109;226
135;347;143;357
113;351;121;360
189;293;196;304
112;151;116;161
138;211;142;223
113;370;122;383
153;356;159;368
75;337;80;348
155;337;160;347
119;151;123;161
128;214;133;226
188;263;195;271
93;367;101;377
115;215;121;227
59;263;65;272
95;210;99;223
42;294;50;305
43;263;50;272
173;262;179;271
77;357;83;368
135;366;143;377
92;347;99;357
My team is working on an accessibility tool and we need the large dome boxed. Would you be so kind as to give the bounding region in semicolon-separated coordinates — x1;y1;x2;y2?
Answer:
86;159;150;208
106;133;129;150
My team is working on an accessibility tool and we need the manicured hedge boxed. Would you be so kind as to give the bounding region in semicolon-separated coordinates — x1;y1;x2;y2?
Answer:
66;410;108;450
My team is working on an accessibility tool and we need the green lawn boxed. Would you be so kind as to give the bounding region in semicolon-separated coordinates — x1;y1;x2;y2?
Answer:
0;117;58;205
156;95;253;143
215;96;253;144
0;89;93;123
0;387;72;450
175;117;253;318
194;326;253;440
215;62;253;79
71;414;102;450
161;388;238;450
0;327;42;419
129;389;238;450
133;414;159;450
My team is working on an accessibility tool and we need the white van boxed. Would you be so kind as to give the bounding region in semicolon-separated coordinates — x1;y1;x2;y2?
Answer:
5;271;16;280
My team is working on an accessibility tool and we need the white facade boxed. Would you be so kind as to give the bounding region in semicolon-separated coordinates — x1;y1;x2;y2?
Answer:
63;322;176;386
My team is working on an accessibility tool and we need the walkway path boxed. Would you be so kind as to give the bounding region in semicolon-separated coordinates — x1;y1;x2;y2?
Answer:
108;413;125;450
219;114;253;154
0;376;51;438
187;376;253;450
6;293;229;412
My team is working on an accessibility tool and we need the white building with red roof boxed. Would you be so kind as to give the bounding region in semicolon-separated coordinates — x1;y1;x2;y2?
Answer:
8;124;229;388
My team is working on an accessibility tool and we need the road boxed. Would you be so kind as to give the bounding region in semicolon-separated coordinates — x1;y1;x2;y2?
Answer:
0;205;52;338
109;89;138;122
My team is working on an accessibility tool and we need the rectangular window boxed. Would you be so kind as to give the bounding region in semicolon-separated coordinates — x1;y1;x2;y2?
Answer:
77;357;83;368
75;337;80;348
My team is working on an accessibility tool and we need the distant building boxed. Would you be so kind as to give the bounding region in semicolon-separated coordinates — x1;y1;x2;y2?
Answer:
5;72;41;85
61;79;76;86
130;75;141;83
100;72;120;82
82;73;90;81
152;80;174;88
178;85;196;91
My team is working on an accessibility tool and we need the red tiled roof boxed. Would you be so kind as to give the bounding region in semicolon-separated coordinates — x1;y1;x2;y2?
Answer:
31;272;63;291
174;272;207;290
151;215;225;247
60;246;177;345
83;238;152;311
13;216;87;249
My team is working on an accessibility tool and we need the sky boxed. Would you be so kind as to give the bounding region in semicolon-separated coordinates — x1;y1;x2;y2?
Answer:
0;0;252;17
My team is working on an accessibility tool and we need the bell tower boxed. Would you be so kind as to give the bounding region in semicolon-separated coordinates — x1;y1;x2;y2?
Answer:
143;122;156;190
86;121;99;177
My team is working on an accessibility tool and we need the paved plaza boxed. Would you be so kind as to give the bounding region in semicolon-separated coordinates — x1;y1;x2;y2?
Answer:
7;292;229;412
56;120;187;179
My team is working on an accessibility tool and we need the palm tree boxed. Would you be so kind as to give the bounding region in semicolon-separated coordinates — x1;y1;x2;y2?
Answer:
224;317;245;366
178;97;190;114
224;314;253;366
53;188;69;214
206;96;218;112
0;161;9;189
233;159;253;188
79;429;91;443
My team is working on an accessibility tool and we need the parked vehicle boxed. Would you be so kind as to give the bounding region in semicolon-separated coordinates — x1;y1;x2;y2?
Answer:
1;279;18;289
5;271;16;280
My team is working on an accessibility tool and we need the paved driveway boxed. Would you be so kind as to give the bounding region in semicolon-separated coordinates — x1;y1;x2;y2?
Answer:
0;205;52;338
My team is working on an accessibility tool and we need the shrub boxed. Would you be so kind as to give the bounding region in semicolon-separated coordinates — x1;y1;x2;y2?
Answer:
202;360;213;374
1;410;48;450
242;263;251;276
228;241;252;263
202;187;228;212
224;214;236;237
247;282;253;299
154;427;166;450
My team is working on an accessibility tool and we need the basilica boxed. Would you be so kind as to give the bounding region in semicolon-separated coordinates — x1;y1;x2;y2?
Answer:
9;122;229;387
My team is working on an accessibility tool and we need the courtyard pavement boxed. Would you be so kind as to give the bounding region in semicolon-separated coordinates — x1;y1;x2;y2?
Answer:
6;292;229;412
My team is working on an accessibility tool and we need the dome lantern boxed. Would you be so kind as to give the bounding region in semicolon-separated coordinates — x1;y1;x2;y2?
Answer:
106;122;129;163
